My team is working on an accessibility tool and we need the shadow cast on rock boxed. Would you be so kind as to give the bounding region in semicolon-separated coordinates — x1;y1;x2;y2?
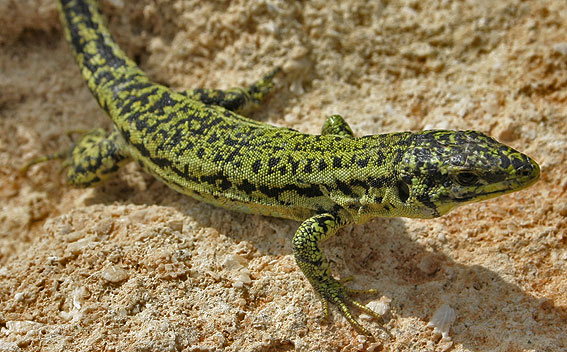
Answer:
83;181;565;350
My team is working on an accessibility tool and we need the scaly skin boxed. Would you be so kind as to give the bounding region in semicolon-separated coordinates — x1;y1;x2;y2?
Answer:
52;0;540;335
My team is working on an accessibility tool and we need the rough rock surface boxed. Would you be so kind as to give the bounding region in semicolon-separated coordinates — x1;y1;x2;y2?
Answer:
1;0;565;351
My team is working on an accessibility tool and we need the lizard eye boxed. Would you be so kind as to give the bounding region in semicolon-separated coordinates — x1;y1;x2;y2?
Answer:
455;172;479;186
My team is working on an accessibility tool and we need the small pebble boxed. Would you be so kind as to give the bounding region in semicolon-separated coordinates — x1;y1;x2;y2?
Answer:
101;265;128;283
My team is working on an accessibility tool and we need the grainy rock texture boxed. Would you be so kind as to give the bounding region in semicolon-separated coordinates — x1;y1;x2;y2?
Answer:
1;0;566;351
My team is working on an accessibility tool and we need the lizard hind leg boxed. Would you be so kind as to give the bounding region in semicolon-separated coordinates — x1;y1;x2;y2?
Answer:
63;128;129;187
179;67;281;113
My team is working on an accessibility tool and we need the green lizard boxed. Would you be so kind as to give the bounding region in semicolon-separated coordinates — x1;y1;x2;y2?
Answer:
40;0;540;335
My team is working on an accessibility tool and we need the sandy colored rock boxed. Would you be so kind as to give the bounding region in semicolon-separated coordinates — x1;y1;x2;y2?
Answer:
1;0;566;351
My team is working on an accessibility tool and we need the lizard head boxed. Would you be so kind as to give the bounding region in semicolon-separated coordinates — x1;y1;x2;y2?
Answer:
394;130;540;218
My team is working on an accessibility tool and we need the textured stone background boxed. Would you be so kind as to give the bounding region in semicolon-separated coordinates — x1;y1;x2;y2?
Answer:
1;0;565;351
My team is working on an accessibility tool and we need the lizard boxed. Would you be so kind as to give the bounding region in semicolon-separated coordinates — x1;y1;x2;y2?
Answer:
35;0;540;335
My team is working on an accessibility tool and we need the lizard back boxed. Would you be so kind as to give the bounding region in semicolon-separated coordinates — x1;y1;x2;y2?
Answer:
59;0;410;221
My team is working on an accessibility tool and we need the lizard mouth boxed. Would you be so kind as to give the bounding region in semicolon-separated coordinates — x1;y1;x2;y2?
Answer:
448;151;540;204
452;170;540;203
453;189;507;202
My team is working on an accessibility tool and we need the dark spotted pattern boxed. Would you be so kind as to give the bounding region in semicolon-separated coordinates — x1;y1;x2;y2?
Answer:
57;0;540;335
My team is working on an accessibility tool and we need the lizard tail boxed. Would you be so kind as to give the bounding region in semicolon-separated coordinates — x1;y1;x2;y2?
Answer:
58;0;149;114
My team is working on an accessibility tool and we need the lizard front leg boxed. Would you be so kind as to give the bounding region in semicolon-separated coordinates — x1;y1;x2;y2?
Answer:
292;213;382;335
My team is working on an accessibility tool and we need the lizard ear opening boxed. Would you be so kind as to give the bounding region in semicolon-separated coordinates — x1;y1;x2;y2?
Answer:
396;180;410;203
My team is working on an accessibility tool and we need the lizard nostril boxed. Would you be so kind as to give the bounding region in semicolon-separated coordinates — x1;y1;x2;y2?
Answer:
517;164;533;177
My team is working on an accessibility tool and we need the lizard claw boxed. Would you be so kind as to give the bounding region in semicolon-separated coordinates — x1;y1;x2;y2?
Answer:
320;277;383;336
